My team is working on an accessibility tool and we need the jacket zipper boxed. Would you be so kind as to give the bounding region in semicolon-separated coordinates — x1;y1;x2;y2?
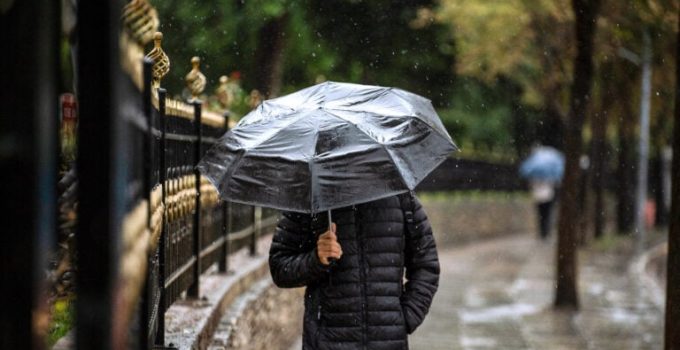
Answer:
400;218;406;337
315;289;323;348
356;206;368;350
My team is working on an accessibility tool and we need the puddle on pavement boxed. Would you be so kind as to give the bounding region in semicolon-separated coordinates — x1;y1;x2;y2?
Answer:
460;336;498;347
459;303;541;323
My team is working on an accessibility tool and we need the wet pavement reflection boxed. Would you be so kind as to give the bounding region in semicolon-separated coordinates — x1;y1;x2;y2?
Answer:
409;235;663;349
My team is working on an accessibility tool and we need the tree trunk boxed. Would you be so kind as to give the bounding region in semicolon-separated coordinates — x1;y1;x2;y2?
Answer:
555;0;600;309
591;63;614;239
634;31;653;252
592;127;607;238
664;10;680;349
254;13;290;98
616;73;636;234
577;156;591;245
658;146;672;227
539;104;566;150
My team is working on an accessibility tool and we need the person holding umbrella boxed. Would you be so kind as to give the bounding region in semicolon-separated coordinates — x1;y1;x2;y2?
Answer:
198;82;457;349
271;191;438;350
519;145;565;240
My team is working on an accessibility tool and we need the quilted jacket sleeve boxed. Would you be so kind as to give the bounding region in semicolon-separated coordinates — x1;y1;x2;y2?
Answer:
269;211;329;288
401;195;440;334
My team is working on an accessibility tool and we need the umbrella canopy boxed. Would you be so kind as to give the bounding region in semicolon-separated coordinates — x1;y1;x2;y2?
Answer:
197;81;457;213
519;146;565;182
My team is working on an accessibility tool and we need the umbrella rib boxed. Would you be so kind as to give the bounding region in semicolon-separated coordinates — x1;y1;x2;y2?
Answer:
323;103;452;143
378;142;411;190
238;112;312;151
333;87;453;144
321;109;412;190
321;109;457;152
309;127;320;213
319;109;383;145
236;106;300;129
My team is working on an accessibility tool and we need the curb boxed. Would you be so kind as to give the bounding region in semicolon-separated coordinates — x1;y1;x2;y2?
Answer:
164;234;273;350
630;242;667;310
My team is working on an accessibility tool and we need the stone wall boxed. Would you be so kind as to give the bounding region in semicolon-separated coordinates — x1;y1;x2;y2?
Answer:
208;278;304;350
419;192;537;247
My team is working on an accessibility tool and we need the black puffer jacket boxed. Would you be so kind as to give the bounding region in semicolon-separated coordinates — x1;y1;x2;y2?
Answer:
269;194;439;350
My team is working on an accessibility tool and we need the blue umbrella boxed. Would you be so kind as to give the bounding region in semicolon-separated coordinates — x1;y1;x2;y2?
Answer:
519;146;565;182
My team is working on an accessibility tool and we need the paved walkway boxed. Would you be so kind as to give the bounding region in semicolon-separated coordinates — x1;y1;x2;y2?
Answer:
409;235;663;350
288;234;663;349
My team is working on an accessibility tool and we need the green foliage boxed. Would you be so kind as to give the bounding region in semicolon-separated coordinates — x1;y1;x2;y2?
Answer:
437;0;573;108
437;77;539;162
153;0;456;103
419;190;529;203
306;0;456;106
153;0;243;94
47;297;74;346
150;0;575;158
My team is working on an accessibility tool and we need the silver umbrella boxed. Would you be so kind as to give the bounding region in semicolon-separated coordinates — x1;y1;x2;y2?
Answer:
197;81;457;216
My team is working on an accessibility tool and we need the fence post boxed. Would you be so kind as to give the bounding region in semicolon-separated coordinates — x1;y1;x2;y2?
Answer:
75;1;126;348
0;0;57;348
188;101;202;298
156;88;168;346
219;112;230;273
143;58;153;222
251;206;262;256
139;56;153;350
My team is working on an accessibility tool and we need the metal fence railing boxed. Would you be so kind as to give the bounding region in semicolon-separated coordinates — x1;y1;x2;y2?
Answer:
119;55;280;348
73;5;281;347
0;2;283;348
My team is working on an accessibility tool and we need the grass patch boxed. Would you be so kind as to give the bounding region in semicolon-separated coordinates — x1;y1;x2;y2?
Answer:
418;190;529;203
590;232;631;252
590;228;668;254
47;297;74;346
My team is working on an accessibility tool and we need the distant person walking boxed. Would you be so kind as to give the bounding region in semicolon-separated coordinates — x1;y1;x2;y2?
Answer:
529;179;558;239
520;146;564;239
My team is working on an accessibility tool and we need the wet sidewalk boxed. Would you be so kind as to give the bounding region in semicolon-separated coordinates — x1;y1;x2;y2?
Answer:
410;234;663;350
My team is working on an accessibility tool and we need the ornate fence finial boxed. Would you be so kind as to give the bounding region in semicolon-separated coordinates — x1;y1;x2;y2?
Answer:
122;0;159;45
185;56;206;102
145;32;170;88
215;75;233;109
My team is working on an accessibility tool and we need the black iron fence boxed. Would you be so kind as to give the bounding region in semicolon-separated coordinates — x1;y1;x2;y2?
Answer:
115;52;280;348
417;158;524;192
0;2;280;348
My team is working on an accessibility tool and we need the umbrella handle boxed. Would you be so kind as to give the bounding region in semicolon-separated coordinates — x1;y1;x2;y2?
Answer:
328;209;333;231
327;210;337;268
